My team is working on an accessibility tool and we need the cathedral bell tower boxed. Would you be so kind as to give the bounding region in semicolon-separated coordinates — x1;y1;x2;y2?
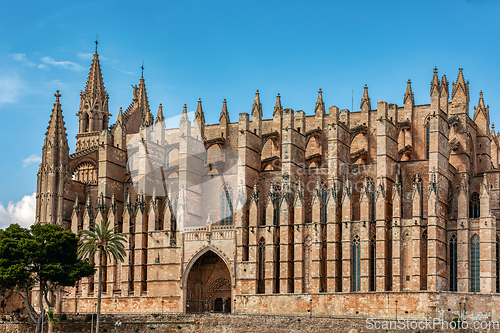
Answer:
36;91;70;226
76;47;110;152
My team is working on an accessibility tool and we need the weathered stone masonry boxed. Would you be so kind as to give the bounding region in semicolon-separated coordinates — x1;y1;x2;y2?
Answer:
35;49;500;320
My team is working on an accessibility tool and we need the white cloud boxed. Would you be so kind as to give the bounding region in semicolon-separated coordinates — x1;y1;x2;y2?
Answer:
77;52;108;61
22;155;42;167
41;56;84;71
12;53;36;67
0;193;36;229
0;73;24;105
38;64;48;69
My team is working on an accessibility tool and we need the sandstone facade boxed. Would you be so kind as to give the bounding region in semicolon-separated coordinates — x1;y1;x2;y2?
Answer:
35;50;500;319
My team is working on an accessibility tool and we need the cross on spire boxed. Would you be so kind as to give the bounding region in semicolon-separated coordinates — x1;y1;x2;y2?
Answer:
54;90;61;101
95;34;98;53
141;61;144;77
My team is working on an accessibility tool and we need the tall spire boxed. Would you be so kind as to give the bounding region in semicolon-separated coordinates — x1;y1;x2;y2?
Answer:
251;90;262;120
44;91;69;150
37;91;70;224
78;46;109;136
404;79;414;105
360;84;371;112
137;76;152;126
220;99;230;123
273;93;283;117
155;104;164;124
315;88;325;115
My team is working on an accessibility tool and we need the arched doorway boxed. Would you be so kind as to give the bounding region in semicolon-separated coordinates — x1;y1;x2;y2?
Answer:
186;250;231;313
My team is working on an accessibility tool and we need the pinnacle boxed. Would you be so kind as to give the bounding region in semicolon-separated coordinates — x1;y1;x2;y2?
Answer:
274;93;282;115
84;51;106;99
404;79;414;105
220;99;230;123
361;85;371;111
156;104;164;124
315;88;325;115
45;90;68;148
251;89;262;119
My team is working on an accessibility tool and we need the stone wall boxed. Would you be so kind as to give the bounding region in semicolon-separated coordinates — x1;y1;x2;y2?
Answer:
1;312;497;333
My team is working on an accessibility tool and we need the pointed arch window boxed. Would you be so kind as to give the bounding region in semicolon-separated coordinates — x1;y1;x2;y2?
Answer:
426;120;430;159
352;235;361;292
471;234;480;292
497;236;499;293
320;180;328;224
221;184;233;226
370;235;376;291
469;192;480;218
449;234;458;292
370;181;376;222
273;201;280;226
257;238;266;294
83;113;90;133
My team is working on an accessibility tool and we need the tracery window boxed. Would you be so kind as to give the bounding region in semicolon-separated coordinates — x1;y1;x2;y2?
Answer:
471;234;480;292
352;235;361;292
449;234;458;292
469;192;480;218
221;184;233;226
370;235;376;291
257;238;266;294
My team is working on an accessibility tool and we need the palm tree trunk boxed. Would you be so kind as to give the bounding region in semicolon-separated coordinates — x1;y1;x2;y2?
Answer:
96;249;103;333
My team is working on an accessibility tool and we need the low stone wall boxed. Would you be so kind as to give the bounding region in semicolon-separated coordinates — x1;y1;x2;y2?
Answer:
0;312;497;333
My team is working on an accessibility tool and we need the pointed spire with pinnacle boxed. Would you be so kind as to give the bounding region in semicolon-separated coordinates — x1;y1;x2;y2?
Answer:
273;93;283;117
430;66;440;96
78;47;109;134
137;76;153;126
360;84;371;112
315;88;325;115
195;98;205;125
452;68;469;103
404;79;414;106
44;91;69;150
155;104;164;124
220;99;230;123
180;104;190;123
251;90;262;120
473;91;490;125
84;51;106;101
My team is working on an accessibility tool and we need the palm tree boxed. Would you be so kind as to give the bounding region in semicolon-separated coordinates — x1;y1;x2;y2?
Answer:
78;220;126;333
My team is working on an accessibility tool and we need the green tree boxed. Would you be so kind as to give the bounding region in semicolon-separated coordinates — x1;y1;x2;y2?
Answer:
0;223;95;333
78;220;126;333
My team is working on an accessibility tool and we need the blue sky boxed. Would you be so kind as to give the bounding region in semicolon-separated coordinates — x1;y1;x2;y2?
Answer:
1;0;500;228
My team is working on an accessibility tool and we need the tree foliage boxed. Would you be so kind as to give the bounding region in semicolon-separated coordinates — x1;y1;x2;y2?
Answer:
78;220;126;333
0;223;94;333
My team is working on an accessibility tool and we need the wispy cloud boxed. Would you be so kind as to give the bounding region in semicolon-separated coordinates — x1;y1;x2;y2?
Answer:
77;52;108;61
23;155;42;167
41;56;84;71
113;67;135;75
12;53;36;67
0;73;24;105
0;193;36;229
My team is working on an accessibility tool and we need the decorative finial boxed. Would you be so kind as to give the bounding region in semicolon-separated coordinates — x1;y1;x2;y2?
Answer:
54;90;61;101
434;66;438;73
459;68;463;73
256;89;259;93
319;88;322;93
408;79;411;83
95;34;98;53
141;60;144;77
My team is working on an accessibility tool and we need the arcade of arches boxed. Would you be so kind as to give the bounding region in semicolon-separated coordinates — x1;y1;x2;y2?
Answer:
186;251;231;313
